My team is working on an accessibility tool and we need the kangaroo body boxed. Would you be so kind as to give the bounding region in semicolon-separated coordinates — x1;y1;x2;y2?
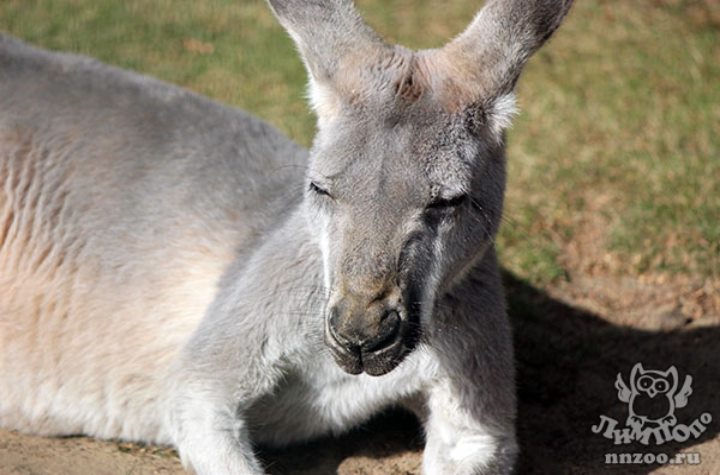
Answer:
0;34;512;472
0;1;573;473
0;35;304;442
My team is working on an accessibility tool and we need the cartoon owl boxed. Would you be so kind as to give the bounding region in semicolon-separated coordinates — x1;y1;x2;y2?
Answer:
615;363;693;429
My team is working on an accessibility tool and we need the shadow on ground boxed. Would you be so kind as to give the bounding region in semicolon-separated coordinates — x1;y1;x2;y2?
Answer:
259;271;720;475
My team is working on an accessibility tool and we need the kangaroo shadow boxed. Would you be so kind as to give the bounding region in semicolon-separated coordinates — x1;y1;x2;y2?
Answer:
507;272;719;475
258;409;424;475
258;271;719;474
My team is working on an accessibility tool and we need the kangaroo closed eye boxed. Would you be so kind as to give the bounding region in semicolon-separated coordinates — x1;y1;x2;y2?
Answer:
309;182;332;197
427;194;468;209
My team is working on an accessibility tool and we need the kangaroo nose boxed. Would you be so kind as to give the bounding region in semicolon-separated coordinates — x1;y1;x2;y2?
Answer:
329;308;401;354
361;310;401;352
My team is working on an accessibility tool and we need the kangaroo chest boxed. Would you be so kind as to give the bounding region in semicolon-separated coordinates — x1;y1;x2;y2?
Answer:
246;347;432;447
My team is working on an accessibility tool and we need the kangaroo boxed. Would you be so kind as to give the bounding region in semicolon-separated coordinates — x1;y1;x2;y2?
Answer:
0;1;573;473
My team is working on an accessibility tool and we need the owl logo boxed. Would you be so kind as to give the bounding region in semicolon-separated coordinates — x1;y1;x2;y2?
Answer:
615;363;693;430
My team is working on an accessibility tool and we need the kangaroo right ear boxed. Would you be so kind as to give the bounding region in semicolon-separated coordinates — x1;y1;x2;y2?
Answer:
266;0;388;123
426;0;574;136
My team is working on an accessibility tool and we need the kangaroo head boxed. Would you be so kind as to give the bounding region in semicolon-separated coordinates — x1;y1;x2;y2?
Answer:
268;0;573;376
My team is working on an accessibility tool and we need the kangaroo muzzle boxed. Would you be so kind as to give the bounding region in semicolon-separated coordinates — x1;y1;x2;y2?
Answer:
325;286;415;376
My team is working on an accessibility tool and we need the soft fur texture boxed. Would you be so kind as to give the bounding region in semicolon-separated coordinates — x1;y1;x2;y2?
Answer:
0;1;573;473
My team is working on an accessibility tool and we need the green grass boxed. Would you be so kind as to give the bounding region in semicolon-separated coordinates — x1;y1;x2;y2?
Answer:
2;0;718;286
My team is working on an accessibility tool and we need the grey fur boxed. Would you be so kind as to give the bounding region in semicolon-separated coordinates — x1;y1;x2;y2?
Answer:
0;1;573;474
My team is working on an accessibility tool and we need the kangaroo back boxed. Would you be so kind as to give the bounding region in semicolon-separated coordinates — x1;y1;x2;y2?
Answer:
0;34;304;440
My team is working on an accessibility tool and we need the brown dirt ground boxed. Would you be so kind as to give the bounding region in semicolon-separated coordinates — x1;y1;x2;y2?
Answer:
1;206;718;475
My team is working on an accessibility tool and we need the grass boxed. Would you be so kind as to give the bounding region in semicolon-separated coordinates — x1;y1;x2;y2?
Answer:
1;0;718;286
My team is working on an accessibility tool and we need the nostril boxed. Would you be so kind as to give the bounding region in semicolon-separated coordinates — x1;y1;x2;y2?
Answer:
328;307;351;347
362;310;401;353
369;287;391;305
328;322;345;346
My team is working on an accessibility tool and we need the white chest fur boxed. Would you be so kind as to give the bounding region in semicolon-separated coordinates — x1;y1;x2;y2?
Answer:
247;346;434;446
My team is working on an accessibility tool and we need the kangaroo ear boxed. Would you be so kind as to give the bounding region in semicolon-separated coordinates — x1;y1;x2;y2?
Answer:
427;0;573;134
266;0;388;122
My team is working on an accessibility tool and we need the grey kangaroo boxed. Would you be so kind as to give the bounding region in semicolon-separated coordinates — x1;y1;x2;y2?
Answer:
0;0;573;473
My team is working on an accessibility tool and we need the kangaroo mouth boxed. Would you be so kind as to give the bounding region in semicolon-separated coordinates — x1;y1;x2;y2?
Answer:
325;319;420;376
328;338;411;376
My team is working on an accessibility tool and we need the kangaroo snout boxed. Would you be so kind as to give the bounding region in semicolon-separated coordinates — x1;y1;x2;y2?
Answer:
326;287;413;376
329;306;401;352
